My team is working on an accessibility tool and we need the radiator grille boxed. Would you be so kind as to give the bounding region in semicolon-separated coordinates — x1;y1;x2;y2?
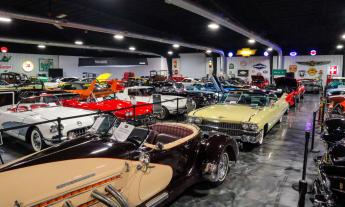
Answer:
198;120;243;136
67;126;90;137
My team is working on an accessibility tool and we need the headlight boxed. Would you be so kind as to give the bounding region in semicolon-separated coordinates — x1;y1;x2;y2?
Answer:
67;132;77;139
187;116;195;123
242;123;249;130
194;117;202;124
50;124;64;133
249;123;259;131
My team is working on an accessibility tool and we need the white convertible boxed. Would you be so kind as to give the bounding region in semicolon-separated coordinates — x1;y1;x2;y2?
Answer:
116;86;191;119
0;95;95;151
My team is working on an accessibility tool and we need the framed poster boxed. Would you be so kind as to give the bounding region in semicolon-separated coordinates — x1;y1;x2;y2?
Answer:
39;58;54;72
238;70;249;77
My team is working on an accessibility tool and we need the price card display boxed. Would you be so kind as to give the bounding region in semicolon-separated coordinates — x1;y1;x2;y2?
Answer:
112;122;135;142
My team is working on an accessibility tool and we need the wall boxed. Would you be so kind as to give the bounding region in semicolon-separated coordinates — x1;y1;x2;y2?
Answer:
273;55;343;84
180;53;207;78
227;56;271;82
58;56;167;79
0;53;59;76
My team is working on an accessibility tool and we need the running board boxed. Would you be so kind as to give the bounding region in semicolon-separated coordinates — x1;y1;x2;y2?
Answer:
145;192;169;207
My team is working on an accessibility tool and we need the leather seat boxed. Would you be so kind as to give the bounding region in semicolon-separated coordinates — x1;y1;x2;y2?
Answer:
155;133;179;144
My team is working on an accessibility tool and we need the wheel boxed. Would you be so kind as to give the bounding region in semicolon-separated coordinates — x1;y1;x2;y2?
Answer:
28;127;47;152
209;151;230;186
157;106;169;120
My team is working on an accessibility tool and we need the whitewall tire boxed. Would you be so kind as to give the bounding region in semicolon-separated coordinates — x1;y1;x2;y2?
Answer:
29;127;47;152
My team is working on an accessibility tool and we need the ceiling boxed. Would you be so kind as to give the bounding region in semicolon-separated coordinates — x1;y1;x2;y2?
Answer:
0;0;344;57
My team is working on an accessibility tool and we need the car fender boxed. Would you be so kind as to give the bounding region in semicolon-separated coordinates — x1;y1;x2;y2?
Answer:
201;132;239;164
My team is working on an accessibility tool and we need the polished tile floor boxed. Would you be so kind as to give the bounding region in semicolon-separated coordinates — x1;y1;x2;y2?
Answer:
0;94;322;207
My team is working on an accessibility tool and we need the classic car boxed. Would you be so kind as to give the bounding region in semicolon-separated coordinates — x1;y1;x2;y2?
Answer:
0;114;239;207
62;97;153;124
44;77;80;89
152;81;214;108
62;80;124;100
179;78;198;87
0;95;95;151
116;86;190;119
269;77;305;107
0;72;30;85
187;90;289;145
326;77;345;93
251;75;269;89
300;78;322;93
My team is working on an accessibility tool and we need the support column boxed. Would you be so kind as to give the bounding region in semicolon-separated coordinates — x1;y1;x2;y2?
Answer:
222;53;227;78
342;52;345;77
212;55;218;76
270;55;274;83
277;50;284;69
166;57;173;77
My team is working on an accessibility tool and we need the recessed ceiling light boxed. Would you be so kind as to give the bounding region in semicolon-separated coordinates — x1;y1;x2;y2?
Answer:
172;44;180;49
267;47;273;51
206;49;212;54
208;23;219;30
336;44;344;49
0;17;12;23
168;51;173;55
56;14;67;19
289;51;297;56
248;39;256;44
74;40;83;45
129;46;136;51
264;51;269;56
37;44;46;49
342;34;345;39
114;34;124;40
228;52;234;57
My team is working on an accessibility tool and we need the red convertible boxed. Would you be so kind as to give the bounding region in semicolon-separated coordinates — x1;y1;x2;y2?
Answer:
251;75;269;89
270;77;305;107
62;98;153;122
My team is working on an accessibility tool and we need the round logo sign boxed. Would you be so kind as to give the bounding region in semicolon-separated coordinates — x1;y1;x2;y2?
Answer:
307;68;318;76
22;61;34;72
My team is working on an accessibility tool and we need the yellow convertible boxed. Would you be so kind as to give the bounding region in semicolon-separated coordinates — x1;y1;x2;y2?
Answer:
187;90;289;145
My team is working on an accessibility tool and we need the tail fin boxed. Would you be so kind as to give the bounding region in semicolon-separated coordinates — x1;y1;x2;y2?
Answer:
80;80;96;98
110;80;125;93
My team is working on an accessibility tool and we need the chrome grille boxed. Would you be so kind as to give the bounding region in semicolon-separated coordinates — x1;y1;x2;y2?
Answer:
67;127;90;137
198;120;243;136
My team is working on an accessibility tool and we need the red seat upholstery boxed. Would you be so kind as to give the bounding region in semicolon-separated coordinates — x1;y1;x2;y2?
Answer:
149;123;194;144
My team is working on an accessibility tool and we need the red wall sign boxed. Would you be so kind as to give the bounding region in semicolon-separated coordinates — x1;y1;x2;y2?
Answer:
329;65;338;75
1;47;8;53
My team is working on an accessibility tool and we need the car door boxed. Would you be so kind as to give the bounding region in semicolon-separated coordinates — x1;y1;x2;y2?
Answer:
0;110;28;140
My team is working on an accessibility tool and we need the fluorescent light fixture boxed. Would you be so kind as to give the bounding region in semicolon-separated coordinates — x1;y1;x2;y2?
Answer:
37;44;46;49
228;52;234;57
56;14;67;19
0;17;12;23
336;44;344;49
206;49;212;54
114;34;124;40
208;23;219;30
167;51;173;55
129;46;136;51
248;39;256;44
172;44;180;49
74;40;83;45
289;51;297;56
267;47;273;51
264;51;269;56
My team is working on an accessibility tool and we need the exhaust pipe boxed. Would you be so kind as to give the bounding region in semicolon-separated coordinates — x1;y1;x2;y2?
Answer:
91;189;120;207
105;185;129;207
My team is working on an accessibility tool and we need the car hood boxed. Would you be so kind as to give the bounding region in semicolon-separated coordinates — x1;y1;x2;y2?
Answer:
28;106;94;121
189;104;260;122
251;75;265;82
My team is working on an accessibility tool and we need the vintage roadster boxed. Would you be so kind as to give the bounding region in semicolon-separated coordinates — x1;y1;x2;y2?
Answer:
0;114;239;207
187;90;289;145
0;95;95;151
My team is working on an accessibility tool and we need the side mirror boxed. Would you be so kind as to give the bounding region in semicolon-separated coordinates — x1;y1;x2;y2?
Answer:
155;142;164;151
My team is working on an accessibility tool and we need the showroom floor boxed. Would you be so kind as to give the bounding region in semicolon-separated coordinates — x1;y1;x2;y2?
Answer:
0;95;322;207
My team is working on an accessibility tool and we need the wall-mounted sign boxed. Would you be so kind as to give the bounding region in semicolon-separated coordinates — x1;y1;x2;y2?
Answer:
236;48;256;57
288;65;297;72
240;61;247;67
79;57;148;67
0;64;12;70
328;65;338;75
22;60;34;72
238;70;249;77
272;69;286;76
296;60;330;66
307;68;318;76
0;55;11;62
1;47;8;53
39;58;54;72
253;63;267;70
229;63;234;69
299;70;306;77
262;70;268;74
172;58;180;75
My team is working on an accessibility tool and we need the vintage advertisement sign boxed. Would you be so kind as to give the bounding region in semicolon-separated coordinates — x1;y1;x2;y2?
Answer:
272;69;286;76
39;58;54;72
253;63;267;70
0;64;12;70
238;70;249;77
328;65;338;75
22;60;34;72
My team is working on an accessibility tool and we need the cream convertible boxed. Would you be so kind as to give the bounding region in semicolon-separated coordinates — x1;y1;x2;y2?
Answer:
187;90;289;145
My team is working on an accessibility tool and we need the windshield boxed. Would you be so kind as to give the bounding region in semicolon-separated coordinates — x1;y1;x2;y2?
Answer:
128;87;155;96
328;79;345;89
89;115;119;134
224;92;268;107
18;96;61;108
62;83;87;90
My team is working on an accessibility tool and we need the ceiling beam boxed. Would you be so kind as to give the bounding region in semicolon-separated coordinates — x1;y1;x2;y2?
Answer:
0;37;160;56
165;0;284;68
0;10;224;55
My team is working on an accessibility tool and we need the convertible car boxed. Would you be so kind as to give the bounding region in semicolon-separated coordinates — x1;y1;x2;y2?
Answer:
0;114;239;207
251;75;269;89
187;90;289;145
0;95;95;151
62;98;153;124
116;86;191;119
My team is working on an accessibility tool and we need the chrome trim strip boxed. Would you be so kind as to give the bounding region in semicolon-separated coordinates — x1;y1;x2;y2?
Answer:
91;189;119;207
63;200;75;207
145;192;169;207
105;185;128;207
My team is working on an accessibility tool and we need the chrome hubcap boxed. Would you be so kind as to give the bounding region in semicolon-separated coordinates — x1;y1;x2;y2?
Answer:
217;153;229;182
31;130;42;151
